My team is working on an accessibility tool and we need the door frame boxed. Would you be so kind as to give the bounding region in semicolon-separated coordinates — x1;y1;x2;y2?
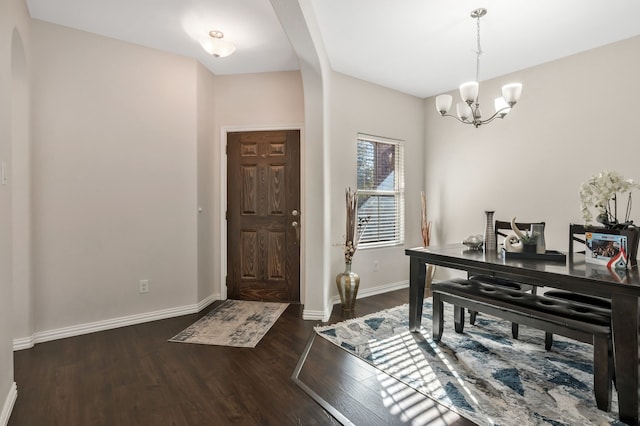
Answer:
220;124;305;301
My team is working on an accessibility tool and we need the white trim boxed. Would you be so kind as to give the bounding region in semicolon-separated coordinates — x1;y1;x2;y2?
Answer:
13;294;219;350
197;293;218;312
1;382;17;426
330;280;409;306
302;297;333;321
303;280;409;321
302;309;328;321
12;336;34;351
220;124;305;304
219;127;228;301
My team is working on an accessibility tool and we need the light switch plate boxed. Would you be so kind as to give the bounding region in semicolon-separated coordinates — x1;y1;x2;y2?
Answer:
1;162;7;185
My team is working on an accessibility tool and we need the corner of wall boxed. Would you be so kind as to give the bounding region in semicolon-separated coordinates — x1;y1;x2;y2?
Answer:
0;381;17;426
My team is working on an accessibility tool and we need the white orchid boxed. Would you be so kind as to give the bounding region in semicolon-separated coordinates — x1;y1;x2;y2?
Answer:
579;170;640;225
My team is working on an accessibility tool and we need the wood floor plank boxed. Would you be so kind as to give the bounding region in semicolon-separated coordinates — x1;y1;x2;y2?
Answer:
9;289;472;425
296;334;475;426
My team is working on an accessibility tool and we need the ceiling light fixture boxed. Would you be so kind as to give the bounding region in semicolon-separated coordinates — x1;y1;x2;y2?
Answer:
201;30;236;58
435;8;522;128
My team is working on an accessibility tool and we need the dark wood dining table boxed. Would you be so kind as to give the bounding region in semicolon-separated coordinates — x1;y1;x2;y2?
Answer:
406;244;640;425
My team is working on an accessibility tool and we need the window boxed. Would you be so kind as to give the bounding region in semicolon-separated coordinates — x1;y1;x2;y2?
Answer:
356;133;405;248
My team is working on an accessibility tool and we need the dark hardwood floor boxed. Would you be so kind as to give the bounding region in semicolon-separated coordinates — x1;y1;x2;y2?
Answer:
9;288;473;425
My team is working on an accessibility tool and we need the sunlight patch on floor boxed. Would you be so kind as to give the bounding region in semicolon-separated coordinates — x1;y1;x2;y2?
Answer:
367;328;496;425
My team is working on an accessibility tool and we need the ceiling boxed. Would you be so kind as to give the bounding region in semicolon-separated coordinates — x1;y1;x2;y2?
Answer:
25;0;640;99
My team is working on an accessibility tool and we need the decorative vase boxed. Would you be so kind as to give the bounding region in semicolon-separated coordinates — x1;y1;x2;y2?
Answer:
484;211;497;252
336;262;360;312
530;223;546;254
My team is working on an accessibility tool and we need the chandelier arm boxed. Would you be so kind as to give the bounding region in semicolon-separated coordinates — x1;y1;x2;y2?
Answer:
475;109;509;126
439;105;512;126
482;106;512;124
477;115;500;126
440;113;471;124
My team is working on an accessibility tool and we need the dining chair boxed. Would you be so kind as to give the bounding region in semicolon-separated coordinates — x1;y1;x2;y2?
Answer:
543;223;612;349
544;222;640;393
468;219;544;339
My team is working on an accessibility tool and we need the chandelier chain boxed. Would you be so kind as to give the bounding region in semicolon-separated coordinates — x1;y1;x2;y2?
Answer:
475;13;482;87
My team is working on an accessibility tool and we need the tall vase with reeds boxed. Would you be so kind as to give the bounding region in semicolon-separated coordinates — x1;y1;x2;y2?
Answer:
336;188;364;312
421;191;436;296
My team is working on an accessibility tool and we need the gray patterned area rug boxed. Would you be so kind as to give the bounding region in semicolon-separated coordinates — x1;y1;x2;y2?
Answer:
315;299;625;426
170;300;288;348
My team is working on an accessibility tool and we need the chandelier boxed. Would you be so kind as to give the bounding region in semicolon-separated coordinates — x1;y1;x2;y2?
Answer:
435;8;522;128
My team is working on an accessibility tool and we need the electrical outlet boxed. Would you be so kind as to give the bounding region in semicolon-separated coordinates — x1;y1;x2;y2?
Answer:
373;260;380;272
139;279;149;294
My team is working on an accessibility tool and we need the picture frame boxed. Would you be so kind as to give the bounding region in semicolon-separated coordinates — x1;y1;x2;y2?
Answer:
584;226;640;268
585;232;628;268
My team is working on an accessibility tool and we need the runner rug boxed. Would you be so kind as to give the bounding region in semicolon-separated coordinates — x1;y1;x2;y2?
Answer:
170;300;288;348
315;299;624;426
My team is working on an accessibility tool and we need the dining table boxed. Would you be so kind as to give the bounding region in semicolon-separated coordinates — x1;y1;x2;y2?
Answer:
405;244;640;425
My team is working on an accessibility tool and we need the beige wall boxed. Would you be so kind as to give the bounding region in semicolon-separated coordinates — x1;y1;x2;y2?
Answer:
196;64;216;303
213;72;304;126
329;72;424;296
10;24;31;345
30;20;199;332
20;19;307;341
424;35;640;279
1;0;31;419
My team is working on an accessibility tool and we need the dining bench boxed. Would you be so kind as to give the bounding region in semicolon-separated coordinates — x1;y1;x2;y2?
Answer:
431;277;614;412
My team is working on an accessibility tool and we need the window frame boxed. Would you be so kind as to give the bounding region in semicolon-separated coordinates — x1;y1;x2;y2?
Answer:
355;133;405;249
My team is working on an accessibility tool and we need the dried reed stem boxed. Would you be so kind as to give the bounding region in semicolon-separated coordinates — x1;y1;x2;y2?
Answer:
421;191;432;247
344;187;358;263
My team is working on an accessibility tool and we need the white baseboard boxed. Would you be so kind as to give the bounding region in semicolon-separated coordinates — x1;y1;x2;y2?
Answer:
197;293;218;311
302;306;332;321
302;280;409;322
13;293;219;351
12;336;34;351
12;282;407;349
1;382;17;426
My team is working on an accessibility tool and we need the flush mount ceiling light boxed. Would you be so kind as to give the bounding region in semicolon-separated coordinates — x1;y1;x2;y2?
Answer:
435;8;523;128
201;30;236;58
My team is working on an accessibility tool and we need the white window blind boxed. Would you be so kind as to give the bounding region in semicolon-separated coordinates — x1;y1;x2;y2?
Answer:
356;133;405;248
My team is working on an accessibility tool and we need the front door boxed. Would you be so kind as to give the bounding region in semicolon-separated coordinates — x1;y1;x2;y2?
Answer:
226;130;301;302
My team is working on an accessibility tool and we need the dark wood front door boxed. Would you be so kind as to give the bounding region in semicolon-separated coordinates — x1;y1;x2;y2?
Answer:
227;130;301;302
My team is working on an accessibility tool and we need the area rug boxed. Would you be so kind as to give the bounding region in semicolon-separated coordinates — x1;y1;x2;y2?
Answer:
170;300;288;348
315;300;625;426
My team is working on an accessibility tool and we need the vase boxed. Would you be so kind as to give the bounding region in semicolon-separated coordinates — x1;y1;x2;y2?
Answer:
336;262;360;312
530;223;546;254
484;211;497;253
